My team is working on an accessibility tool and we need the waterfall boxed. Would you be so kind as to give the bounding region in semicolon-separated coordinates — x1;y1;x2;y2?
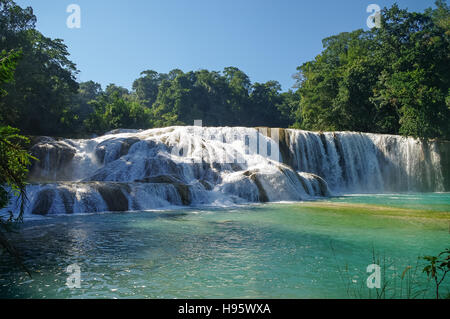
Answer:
2;127;449;216
285;130;448;193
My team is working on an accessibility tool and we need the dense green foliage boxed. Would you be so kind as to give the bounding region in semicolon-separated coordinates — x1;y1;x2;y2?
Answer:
0;126;31;218
0;0;448;140
79;67;294;134
0;48;33;273
0;0;78;136
294;1;450;139
0;48;32;220
84;90;153;134
0;49;20;96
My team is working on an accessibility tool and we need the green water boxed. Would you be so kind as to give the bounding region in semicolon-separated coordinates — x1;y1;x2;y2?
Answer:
0;193;449;299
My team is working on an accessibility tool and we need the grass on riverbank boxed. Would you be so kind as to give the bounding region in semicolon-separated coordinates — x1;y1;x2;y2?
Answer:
299;201;450;221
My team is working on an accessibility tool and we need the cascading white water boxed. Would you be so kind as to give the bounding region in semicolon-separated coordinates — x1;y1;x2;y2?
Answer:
286;130;447;193
2;126;448;216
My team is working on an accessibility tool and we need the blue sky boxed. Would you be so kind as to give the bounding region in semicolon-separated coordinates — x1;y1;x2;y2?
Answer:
16;0;435;91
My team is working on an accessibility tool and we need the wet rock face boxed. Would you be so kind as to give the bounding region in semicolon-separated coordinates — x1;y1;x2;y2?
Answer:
94;137;141;164
92;183;130;212
135;175;183;184
299;173;330;197
242;170;269;202
29;185;76;215
31;188;55;215
135;175;192;205
199;180;213;191
436;140;450;190
59;187;75;214
248;174;269;202
174;184;191;205
29;138;77;181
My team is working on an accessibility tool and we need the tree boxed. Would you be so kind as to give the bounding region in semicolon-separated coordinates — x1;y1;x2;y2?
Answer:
0;48;33;275
152;70;216;127
223;67;251;124
84;91;153;134
132;70;167;108
293;1;450;139
0;49;21;98
149;67;302;128
0;126;31;219
193;69;233;126
68;81;103;135
104;83;129;98
0;0;79;136
295;30;382;132
248;81;286;127
372;3;450;139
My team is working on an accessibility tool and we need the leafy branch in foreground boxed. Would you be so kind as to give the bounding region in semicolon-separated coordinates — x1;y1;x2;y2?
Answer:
421;248;450;299
0;49;21;97
0;48;33;276
0;126;34;276
0;131;33;275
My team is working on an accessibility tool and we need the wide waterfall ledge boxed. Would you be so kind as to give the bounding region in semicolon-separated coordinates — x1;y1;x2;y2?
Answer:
3;126;449;216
